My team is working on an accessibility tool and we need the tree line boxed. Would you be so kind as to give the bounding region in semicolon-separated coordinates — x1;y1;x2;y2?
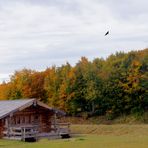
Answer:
0;48;147;118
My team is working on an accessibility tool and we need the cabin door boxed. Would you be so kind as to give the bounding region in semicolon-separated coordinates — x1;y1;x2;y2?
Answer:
33;115;40;125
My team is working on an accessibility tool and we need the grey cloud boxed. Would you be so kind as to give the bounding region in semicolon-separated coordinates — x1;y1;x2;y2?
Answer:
100;0;148;19
0;0;147;82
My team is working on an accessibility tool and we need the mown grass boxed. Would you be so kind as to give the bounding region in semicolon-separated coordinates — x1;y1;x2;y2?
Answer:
71;124;148;135
0;124;148;148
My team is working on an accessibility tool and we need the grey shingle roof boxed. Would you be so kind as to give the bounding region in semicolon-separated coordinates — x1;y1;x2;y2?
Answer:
0;99;65;119
0;99;35;119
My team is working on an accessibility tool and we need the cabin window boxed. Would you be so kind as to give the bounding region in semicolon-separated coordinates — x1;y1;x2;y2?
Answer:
24;116;32;124
22;116;25;124
28;116;31;123
17;117;20;124
31;115;34;123
35;115;39;120
25;116;29;124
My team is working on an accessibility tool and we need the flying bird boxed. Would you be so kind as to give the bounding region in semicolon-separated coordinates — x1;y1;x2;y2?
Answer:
105;31;109;36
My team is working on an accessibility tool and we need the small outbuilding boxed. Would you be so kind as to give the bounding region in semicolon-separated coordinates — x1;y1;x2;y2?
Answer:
0;99;70;141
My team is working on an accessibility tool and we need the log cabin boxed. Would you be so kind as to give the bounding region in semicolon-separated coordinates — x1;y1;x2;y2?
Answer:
0;99;70;141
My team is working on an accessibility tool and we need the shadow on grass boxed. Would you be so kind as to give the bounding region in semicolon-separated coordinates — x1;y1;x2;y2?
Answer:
70;134;87;141
76;138;86;141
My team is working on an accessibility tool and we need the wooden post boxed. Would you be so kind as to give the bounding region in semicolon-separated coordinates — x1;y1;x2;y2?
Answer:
35;126;38;141
24;127;26;141
9;115;11;137
21;127;26;141
6;118;10;137
54;113;60;135
21;127;23;141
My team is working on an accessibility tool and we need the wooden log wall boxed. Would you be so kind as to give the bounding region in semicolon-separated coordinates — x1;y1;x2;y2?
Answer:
11;105;53;133
0;119;4;138
40;113;51;132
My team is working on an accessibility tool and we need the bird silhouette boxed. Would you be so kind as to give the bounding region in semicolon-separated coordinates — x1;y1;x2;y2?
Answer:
105;31;109;36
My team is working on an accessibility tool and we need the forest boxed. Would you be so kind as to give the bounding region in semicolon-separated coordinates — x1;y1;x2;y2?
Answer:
0;48;147;119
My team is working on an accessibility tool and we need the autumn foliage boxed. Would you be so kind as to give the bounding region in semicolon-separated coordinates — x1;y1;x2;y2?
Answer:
0;48;147;118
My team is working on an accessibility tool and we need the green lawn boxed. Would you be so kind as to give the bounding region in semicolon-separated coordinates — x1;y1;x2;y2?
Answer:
0;124;148;148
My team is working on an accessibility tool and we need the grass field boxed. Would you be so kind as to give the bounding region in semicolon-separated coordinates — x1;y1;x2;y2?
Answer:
0;124;148;148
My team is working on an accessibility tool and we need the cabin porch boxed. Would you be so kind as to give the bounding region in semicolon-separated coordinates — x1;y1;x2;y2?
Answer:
3;123;70;141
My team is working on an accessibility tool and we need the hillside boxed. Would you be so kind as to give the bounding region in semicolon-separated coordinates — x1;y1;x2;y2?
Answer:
0;48;148;120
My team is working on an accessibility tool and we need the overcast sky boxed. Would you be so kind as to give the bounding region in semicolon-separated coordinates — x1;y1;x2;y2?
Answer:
0;0;148;83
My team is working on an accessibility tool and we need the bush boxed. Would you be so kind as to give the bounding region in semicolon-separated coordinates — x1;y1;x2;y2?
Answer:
106;110;115;120
131;107;144;119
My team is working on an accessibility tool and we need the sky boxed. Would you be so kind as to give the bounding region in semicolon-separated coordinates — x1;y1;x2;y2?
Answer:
0;0;148;83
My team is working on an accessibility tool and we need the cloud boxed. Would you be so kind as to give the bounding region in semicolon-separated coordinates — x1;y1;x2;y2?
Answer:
0;0;147;82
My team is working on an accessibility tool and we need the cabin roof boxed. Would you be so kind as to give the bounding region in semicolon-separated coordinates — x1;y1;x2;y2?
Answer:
0;99;65;119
